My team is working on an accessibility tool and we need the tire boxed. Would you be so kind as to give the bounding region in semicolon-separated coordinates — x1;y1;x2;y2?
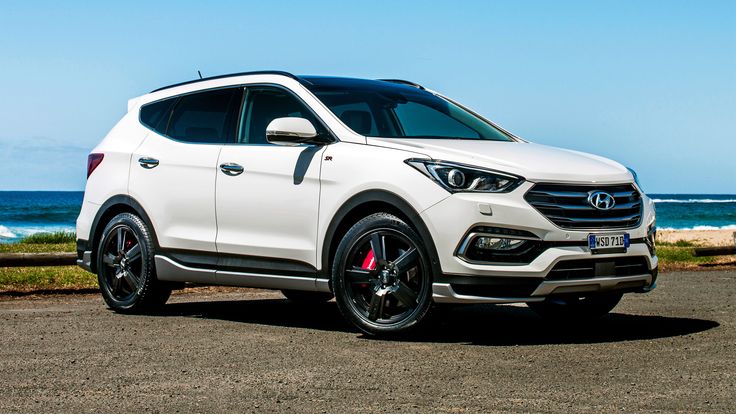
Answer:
527;291;623;320
96;212;171;313
281;289;334;303
332;213;433;336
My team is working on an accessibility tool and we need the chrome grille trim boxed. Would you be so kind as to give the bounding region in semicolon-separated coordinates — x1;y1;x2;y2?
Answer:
525;183;643;230
529;200;641;210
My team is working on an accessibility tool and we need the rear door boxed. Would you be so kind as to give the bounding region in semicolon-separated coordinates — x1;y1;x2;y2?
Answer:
215;85;326;274
129;87;242;253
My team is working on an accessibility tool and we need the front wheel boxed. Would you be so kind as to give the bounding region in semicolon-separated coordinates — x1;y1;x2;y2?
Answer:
527;292;623;320
96;213;171;313
332;213;433;336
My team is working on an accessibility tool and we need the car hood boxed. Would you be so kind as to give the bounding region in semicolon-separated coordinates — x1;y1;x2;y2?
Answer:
367;138;633;184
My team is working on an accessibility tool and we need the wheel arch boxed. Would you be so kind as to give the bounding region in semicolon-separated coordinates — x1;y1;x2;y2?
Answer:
320;190;441;280
87;195;158;273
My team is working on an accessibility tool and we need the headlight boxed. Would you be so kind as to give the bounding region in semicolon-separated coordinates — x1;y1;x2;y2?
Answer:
405;159;524;193
626;167;642;189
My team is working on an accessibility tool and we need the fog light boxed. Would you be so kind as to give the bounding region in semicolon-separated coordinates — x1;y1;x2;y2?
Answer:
474;237;526;251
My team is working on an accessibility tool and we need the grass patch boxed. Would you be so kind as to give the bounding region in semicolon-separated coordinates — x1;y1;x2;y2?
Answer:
0;241;96;292
655;236;734;269
656;245;717;266
655;245;735;270
0;242;76;253
19;231;76;244
657;239;698;248
0;266;97;292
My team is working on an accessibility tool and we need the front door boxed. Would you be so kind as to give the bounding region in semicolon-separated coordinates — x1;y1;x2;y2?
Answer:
215;85;326;274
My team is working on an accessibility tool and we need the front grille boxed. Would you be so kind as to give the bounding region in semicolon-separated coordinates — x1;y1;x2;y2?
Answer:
546;257;650;281
525;183;642;229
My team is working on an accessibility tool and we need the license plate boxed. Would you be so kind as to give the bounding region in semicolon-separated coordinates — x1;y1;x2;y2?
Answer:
588;233;630;253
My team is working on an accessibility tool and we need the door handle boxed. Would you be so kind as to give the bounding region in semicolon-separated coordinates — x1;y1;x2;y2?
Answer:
220;163;244;176
138;157;159;169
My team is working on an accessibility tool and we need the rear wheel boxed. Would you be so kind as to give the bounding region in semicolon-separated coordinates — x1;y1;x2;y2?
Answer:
96;213;171;313
527;292;623;320
332;213;433;336
281;289;333;303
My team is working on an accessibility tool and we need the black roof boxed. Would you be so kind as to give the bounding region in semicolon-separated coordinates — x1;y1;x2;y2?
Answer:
299;76;424;91
150;71;424;94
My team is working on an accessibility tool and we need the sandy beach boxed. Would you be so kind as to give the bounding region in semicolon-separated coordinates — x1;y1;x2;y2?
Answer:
657;229;736;247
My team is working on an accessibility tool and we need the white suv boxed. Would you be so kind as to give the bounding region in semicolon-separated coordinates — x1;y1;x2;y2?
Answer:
76;71;657;335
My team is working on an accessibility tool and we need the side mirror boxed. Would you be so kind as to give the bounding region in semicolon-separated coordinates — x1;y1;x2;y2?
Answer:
266;117;320;146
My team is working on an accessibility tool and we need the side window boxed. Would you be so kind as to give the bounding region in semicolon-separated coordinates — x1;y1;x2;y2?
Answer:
394;101;480;139
239;87;322;144
140;98;177;134
165;88;241;144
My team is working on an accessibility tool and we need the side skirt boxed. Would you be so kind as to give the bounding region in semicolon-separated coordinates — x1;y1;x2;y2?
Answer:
154;255;331;292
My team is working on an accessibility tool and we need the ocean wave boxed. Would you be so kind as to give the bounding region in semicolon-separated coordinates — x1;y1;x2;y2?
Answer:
652;199;736;203
0;224;75;241
658;225;736;231
0;225;17;239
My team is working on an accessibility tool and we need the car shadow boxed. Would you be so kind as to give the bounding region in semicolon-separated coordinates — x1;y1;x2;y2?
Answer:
414;304;719;346
292;146;321;185
157;299;719;346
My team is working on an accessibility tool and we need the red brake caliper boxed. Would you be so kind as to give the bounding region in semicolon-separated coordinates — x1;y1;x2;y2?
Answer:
359;249;377;288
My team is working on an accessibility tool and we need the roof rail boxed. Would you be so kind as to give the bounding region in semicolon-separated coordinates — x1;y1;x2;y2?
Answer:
150;70;300;93
378;79;425;90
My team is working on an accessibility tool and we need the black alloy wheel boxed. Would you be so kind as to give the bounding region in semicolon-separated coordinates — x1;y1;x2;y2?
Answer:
100;224;143;302
333;213;433;336
96;213;170;312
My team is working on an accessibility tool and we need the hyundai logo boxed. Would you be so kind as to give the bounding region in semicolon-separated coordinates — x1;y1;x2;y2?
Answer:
588;191;616;210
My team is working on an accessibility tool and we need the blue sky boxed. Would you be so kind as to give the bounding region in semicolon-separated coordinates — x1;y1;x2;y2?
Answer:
0;0;733;193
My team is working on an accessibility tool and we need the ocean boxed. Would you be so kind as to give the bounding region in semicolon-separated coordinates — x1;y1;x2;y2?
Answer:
0;191;84;243
0;191;735;243
650;194;736;231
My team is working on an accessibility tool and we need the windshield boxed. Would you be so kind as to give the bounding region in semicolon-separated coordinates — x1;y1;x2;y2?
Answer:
301;77;514;141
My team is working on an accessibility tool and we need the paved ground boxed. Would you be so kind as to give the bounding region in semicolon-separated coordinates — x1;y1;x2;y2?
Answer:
0;270;734;413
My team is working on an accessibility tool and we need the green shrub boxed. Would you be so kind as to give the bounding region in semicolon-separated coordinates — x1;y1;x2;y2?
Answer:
19;231;76;244
656;245;716;266
657;239;698;248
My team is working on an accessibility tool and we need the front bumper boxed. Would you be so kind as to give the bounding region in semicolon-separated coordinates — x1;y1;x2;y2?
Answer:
433;274;656;304
420;181;658;303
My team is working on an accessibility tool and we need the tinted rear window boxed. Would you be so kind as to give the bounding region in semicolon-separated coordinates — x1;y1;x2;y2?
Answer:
140;98;176;133
166;88;241;144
